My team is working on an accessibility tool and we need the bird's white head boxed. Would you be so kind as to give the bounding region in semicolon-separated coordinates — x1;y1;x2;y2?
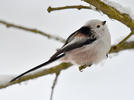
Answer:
84;19;109;38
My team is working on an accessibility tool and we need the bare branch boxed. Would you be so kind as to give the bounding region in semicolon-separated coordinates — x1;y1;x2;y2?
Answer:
0;20;65;43
110;41;134;53
117;32;133;47
47;5;92;13
110;32;134;53
50;72;60;100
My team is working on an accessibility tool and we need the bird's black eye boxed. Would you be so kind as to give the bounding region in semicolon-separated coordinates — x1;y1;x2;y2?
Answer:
97;25;100;28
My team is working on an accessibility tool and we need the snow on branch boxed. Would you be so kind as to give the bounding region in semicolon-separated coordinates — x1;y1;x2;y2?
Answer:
83;0;134;30
0;75;16;86
102;0;134;20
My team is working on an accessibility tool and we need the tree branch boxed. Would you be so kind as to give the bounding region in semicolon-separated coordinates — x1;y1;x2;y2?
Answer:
47;5;93;13
50;72;60;100
110;41;134;53
0;20;65;43
83;0;134;30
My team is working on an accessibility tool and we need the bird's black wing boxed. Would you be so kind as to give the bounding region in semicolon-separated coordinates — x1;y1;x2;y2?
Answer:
63;26;93;46
50;26;95;60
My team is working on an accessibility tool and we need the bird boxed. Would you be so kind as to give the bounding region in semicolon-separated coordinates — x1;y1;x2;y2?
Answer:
10;19;111;82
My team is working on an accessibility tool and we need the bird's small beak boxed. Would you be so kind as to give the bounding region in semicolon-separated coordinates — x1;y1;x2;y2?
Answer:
102;21;106;25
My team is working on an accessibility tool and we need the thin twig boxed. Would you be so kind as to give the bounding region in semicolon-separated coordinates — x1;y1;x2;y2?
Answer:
110;32;134;53
117;32;134;47
0;20;65;43
50;72;60;100
47;5;92;13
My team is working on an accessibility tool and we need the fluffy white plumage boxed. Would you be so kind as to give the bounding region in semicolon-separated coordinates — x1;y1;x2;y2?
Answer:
61;19;111;65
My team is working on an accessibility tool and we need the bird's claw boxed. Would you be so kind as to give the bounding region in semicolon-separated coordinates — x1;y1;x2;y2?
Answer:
79;65;87;72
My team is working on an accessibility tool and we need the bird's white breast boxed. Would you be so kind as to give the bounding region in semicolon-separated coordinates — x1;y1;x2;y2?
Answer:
61;30;111;66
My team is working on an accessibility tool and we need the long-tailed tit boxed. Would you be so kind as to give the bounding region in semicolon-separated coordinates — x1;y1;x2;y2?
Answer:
10;19;111;82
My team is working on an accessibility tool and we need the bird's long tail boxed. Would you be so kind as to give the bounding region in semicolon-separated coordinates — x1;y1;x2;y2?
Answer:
10;54;65;82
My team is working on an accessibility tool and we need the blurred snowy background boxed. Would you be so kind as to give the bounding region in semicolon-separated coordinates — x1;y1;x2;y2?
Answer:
0;0;134;100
